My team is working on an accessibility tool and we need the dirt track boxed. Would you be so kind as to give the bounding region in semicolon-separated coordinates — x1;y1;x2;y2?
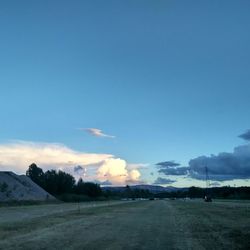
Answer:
0;200;249;249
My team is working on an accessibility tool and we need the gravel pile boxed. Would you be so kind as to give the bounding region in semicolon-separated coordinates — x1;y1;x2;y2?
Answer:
0;171;55;201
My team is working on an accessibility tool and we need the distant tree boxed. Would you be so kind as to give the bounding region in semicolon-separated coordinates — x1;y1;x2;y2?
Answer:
75;178;102;197
83;182;102;197
188;186;204;198
125;185;132;198
74;178;84;194
57;170;75;194
44;170;58;195
26;163;45;188
43;170;75;195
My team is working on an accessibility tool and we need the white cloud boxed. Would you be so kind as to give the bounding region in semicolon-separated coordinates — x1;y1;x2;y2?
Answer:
97;158;141;185
0;141;141;185
0;141;112;174
80;128;115;138
127;163;149;170
129;169;141;181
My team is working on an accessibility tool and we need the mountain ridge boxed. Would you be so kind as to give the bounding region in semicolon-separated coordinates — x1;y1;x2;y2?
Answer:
102;184;188;194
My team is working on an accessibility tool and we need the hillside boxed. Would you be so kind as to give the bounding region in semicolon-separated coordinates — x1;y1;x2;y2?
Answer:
0;171;55;202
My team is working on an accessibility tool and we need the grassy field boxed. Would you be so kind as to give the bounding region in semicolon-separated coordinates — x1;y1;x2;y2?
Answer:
0;199;249;250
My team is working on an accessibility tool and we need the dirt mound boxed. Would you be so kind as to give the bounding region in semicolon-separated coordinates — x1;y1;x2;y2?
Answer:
0;171;55;202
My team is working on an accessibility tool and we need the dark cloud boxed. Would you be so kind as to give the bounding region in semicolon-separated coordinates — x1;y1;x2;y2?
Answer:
74;165;83;173
156;160;188;176
239;130;250;141
156;144;250;182
188;144;250;181
158;166;190;176
153;177;175;185
156;161;180;168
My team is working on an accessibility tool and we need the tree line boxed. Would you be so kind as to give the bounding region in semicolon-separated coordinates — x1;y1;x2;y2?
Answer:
26;163;102;200
154;186;250;199
104;185;153;199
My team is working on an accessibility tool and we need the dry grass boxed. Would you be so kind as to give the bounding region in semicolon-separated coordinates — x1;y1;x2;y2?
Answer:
0;200;249;250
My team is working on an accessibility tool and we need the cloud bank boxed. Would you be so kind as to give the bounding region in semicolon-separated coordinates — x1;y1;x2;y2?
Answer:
188;144;250;181
0;141;111;172
158;144;250;181
0;141;141;185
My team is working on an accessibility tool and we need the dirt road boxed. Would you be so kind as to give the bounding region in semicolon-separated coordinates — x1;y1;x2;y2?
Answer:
0;200;249;249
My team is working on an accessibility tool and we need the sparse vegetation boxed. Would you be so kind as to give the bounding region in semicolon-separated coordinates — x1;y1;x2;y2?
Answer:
0;200;249;249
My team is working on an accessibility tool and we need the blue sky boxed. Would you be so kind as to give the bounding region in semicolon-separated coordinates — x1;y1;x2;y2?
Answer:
0;1;250;186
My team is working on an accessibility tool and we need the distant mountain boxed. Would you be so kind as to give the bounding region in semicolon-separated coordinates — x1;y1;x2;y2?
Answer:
130;185;167;193
102;185;188;194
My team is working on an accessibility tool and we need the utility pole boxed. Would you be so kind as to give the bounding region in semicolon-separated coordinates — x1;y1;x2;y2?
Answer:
205;166;210;190
204;166;212;202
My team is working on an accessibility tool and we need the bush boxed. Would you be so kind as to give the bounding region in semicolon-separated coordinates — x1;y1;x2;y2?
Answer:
0;182;8;192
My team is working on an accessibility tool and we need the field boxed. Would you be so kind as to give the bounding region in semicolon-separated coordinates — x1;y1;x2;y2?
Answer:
0;199;250;250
